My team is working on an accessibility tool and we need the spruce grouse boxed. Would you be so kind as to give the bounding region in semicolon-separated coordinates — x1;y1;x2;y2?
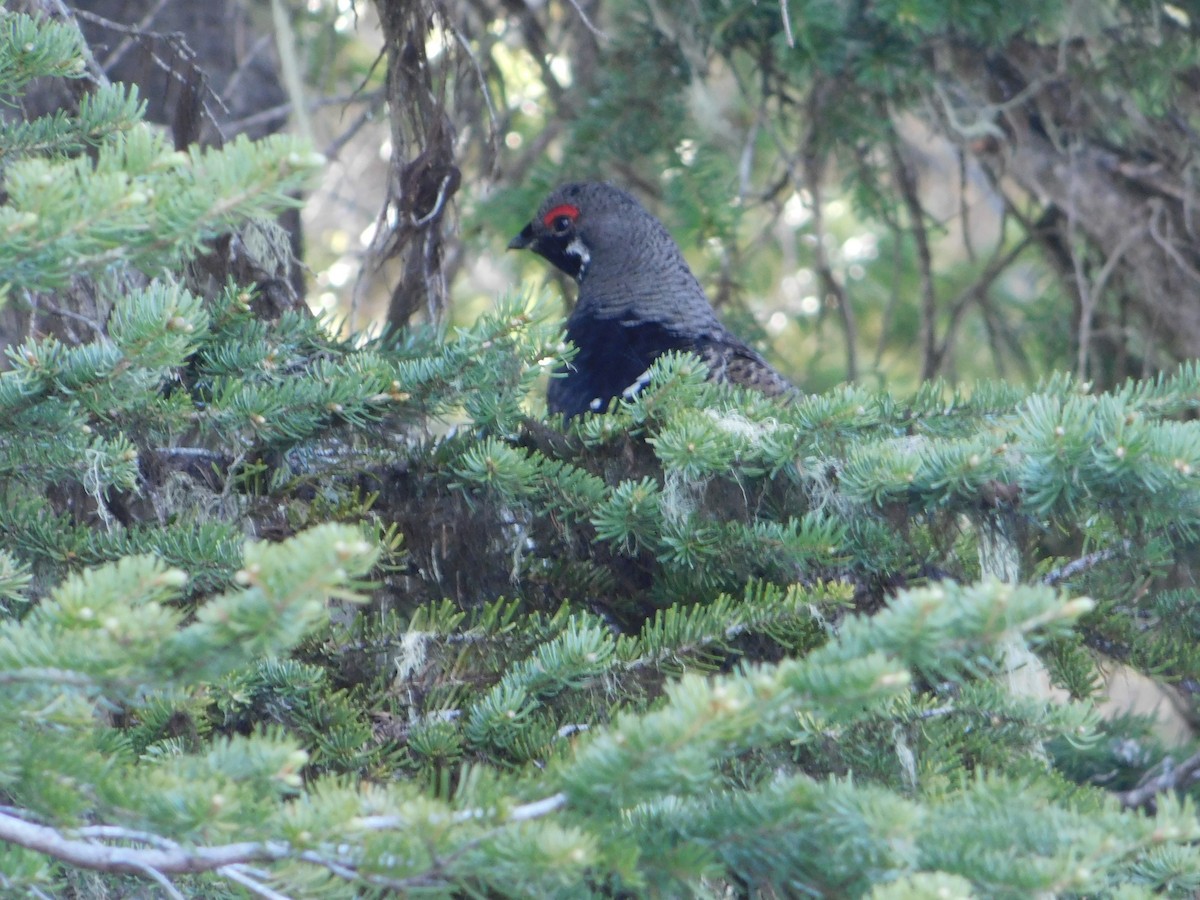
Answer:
509;182;795;418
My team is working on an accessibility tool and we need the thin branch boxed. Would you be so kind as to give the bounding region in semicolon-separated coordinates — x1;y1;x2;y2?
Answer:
930;234;1033;373
130;863;184;900
508;792;568;822
1041;542;1130;586
219;33;276;117
268;0;311;144
930;71;1061;143
227;93;357;137
1115;749;1200;811
73;1;170;71
1147;198;1200;288
76;826;179;849
957;148;977;263
874;227;905;370
355;792;568;832
322;93;387;161
218;864;293;900
1076;215;1144;380
0;811;290;875
915;704;956;720
68;3;227;143
562;0;608;39
887;128;939;380
779;0;795;48
798;83;858;381
0;668;96;687
150;447;231;465
448;24;500;179
24;291;108;342
0;809;456;893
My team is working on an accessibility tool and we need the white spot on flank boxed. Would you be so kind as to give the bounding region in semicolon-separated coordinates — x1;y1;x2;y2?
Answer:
589;397;604;411
622;368;654;400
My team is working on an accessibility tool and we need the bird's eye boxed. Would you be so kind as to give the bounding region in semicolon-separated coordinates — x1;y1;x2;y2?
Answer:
551;215;573;234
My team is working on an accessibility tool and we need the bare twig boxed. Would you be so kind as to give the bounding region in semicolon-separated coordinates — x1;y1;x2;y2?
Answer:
217;864;292;900
0;792;564;894
129;863;184;900
270;0;312;143
77;826;179;849
1076;215;1144;380
1115;749;1200;811
562;0;608;39
322;93;387;161
929;67;1063;144
915;704;956;720
69;4;228;145
355;792;567;831
0;811;290;876
75;0;171;71
1147;199;1200;288
873;231;904;371
798;82;858;381
151;447;231;465
958;149;977;263
1041;542;1130;586
0;668;96;687
779;0;795;48
219;33;275;117
887;128;939;380
508;792;568;822
449;24;501;179
931;234;1033;373
24;291;108;342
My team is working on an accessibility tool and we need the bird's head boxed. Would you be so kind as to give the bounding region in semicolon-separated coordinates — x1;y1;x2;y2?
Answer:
508;182;651;283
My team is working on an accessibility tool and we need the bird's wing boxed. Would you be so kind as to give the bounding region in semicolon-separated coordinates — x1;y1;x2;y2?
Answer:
696;336;796;398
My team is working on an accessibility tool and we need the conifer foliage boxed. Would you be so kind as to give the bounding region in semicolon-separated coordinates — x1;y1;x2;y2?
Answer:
5;6;1200;898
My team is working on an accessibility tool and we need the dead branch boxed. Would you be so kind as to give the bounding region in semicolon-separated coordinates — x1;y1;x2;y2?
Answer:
0;792;569;891
1041;542;1130;587
0;811;289;877
1115;749;1200;812
887;128;939;380
801;83;858;382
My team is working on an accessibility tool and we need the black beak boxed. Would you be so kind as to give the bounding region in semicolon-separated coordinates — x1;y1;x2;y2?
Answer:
507;222;534;251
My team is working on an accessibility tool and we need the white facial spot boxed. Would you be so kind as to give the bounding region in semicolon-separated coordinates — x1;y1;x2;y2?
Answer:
566;237;591;281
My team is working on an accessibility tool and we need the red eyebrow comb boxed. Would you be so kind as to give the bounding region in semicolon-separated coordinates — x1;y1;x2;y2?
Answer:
542;204;580;227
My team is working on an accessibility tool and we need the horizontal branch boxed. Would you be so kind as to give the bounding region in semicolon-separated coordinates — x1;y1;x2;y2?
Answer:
0;811;289;876
0;791;570;889
0;668;95;687
1041;541;1130;586
1116;749;1200;811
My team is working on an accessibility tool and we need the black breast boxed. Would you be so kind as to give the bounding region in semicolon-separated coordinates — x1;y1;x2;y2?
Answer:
547;311;697;418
